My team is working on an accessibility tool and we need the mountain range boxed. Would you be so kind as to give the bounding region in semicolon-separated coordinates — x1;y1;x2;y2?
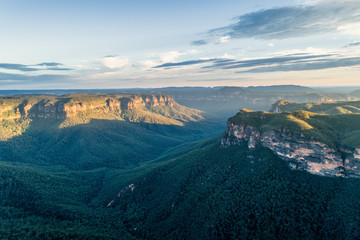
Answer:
1;87;360;239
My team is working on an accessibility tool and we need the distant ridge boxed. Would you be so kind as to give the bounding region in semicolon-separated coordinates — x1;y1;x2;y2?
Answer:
215;86;248;94
350;89;360;98
270;100;360;114
245;85;314;92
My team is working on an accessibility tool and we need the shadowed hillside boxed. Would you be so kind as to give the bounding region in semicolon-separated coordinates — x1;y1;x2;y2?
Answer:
3;139;360;239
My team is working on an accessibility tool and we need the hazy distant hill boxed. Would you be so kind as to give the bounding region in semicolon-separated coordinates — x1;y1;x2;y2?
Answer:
157;85;357;119
350;89;360;98
270;100;360;114
245;85;314;92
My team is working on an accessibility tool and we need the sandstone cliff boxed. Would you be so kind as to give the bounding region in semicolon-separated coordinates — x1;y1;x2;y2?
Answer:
221;109;360;177
0;94;175;121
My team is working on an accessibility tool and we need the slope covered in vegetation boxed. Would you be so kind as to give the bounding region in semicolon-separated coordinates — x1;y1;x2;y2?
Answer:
2;140;360;239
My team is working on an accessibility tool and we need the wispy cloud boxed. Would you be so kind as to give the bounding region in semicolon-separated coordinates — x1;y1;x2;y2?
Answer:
154;59;216;68
154;54;334;70
191;40;209;46
0;62;71;72
239;56;360;73
101;56;130;69
0;72;70;83
205;1;360;40
160;51;185;62
0;63;39;72
206;54;334;70
153;49;360;73
46;67;73;71
159;50;198;62
35;62;63;67
344;41;360;48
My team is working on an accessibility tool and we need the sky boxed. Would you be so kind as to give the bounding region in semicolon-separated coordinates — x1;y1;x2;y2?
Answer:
0;0;360;89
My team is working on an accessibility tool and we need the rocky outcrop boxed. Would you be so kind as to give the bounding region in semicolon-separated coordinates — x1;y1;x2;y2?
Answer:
0;94;175;121
143;95;174;108
25;101;107;119
119;95;174;110
221;115;360;178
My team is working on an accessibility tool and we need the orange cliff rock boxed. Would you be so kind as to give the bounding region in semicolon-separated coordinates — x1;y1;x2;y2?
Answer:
0;94;174;121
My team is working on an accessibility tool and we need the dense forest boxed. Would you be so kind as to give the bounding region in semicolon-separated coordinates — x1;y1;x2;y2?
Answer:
2;141;360;239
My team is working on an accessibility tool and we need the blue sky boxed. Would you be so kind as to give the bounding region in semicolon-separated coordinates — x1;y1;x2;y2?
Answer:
0;0;359;89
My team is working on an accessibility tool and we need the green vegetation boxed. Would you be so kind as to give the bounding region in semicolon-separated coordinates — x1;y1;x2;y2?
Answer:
0;118;31;141
229;107;360;148
0;119;220;170
98;141;360;239
2;141;360;239
0;162;122;239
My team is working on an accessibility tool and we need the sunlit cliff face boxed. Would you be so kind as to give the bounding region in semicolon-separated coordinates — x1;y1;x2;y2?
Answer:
0;94;205;141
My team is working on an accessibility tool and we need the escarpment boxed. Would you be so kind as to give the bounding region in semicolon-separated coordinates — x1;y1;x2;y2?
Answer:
0;94;176;121
221;108;360;177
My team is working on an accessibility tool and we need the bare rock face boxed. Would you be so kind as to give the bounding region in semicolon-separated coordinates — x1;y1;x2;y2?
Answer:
142;95;174;108
119;95;175;110
27;101;105;119
221;121;360;178
0;94;175;121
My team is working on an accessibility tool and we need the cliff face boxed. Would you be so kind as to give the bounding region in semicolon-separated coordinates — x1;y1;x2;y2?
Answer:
120;95;174;110
221;112;360;177
0;94;175;121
